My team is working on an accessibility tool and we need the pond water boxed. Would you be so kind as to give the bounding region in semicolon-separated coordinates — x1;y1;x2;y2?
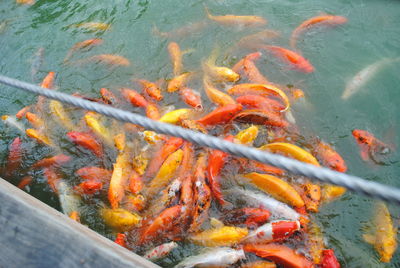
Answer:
1;0;400;267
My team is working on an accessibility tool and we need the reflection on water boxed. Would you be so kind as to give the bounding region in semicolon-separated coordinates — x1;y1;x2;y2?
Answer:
1;0;400;267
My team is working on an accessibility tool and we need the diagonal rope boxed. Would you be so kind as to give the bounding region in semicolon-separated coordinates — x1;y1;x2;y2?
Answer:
1;74;400;204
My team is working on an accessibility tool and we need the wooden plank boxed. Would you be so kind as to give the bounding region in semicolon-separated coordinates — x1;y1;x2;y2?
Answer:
0;178;159;268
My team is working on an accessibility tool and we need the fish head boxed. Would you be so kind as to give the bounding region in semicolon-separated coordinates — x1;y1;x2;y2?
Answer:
333;16;348;24
352;129;375;146
300;61;315;73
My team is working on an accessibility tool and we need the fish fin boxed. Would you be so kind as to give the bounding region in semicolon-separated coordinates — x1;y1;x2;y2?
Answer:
210;217;224;228
359;145;370;161
182;48;195;56
362;234;375;245
203;5;213;20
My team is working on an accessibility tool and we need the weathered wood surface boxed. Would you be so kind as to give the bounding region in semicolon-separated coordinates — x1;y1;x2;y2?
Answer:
0;178;159;268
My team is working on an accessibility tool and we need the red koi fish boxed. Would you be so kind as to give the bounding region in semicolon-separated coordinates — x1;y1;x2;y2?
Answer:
121;88;148;108
312;141;347;172
232;52;262;74
352;129;392;162
74;179;103;195
17;176;33;189
138;79;163;102
67;131;104;158
236;94;286;113
207;135;234;206
76;166;112;182
290;14;347;49
114;233;127;248
321;249;341;268
262;45;314;73
196;104;242;126
180;88;203;110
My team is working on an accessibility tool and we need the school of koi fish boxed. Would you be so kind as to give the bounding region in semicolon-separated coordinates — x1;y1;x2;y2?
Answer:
2;2;399;267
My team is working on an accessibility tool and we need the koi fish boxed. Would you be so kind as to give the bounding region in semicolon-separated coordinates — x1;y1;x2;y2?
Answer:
168;72;192;93
159;108;192;125
241;261;277;268
232;52;263;73
109;151;131;209
74;179;103;195
17;176;33;190
203;62;240;83
2;115;25;133
64;38;103;62
290;14;348;49
25;112;44;129
49;100;75;131
243;244;313;268
67;132;103;158
342;57;400;100
152;21;209;39
31;47;44;82
74;22;110;31
57;180;82;217
228;188;301;221
114;233;127;248
312;141;347;172
121;88;148;108
32;154;71;169
190;226;248;247
363;202;397;263
16;0;35;5
100;88;119;106
174;247;245;268
236;95;286;113
137;79;163;102
84;112;114;147
101;208;142;231
145;103;161;120
205;6;267;27
235;30;280;50
16;105;31;119
232;109;288;128
242;220;300;244
220;208;270;228
243;172;305;208
189;154;212;233
321;249;341;268
197;104;242;126
203;77;236;106
260;142;320;166
306;220;325;264
5;137;23;178
143;241;178;261
235;125;259;145
168;42;183;76
180;88;203;110
261;45;314;73
76;54;130;66
26;128;53;146
352;129;392;163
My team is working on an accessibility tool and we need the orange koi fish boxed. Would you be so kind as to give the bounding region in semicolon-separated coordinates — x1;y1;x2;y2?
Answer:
16;0;35;5
232;52;262;73
78;54;130;66
64;38;103;62
243;54;269;84
25;112;44;129
168;72;192;93
138;79;163;102
5;137;23;178
121;88;148;108
205;6;267;27
203;77;236;106
153;21;208;39
232;109;288;128
168;42;183;76
40;71;56;89
197;104;242;127
242;220;300;244
189;154;212;233
17;176;33;189
243;244;313;268
100;88;119;105
67;132;103;158
114;233;127;248
241;261;277;268
236;95;285;113
321;249;341;268
138;205;183;245
145;103;161;120
109;151;131;209
76;166;112;182
145;137;184;179
290;14;347;49
180;88;203;110
312;141;347;172
16;105;31;119
74;179;103;195
261;45;314;73
32;154;71;169
220;208;270;228
352;129;392;163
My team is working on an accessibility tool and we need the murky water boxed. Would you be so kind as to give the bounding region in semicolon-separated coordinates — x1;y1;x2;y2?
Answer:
1;0;400;267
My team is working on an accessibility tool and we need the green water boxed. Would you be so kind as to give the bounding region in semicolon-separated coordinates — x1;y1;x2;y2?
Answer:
1;0;400;267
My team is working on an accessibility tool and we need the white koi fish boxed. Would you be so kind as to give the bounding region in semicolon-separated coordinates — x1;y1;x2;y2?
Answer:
143;241;178;261
174;247;245;268
341;57;400;100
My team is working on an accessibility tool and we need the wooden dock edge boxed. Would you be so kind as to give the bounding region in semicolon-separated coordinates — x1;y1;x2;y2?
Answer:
0;178;160;268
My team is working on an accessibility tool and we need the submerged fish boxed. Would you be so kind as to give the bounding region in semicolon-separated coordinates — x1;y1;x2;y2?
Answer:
74;22;110;31
205;6;267;27
1;115;25;133
174;247;245;268
31;47;45;82
363;202;397;263
143;241;178;261
342;57;400;100
57;180;82;216
290;14;347;49
352;129;392;163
